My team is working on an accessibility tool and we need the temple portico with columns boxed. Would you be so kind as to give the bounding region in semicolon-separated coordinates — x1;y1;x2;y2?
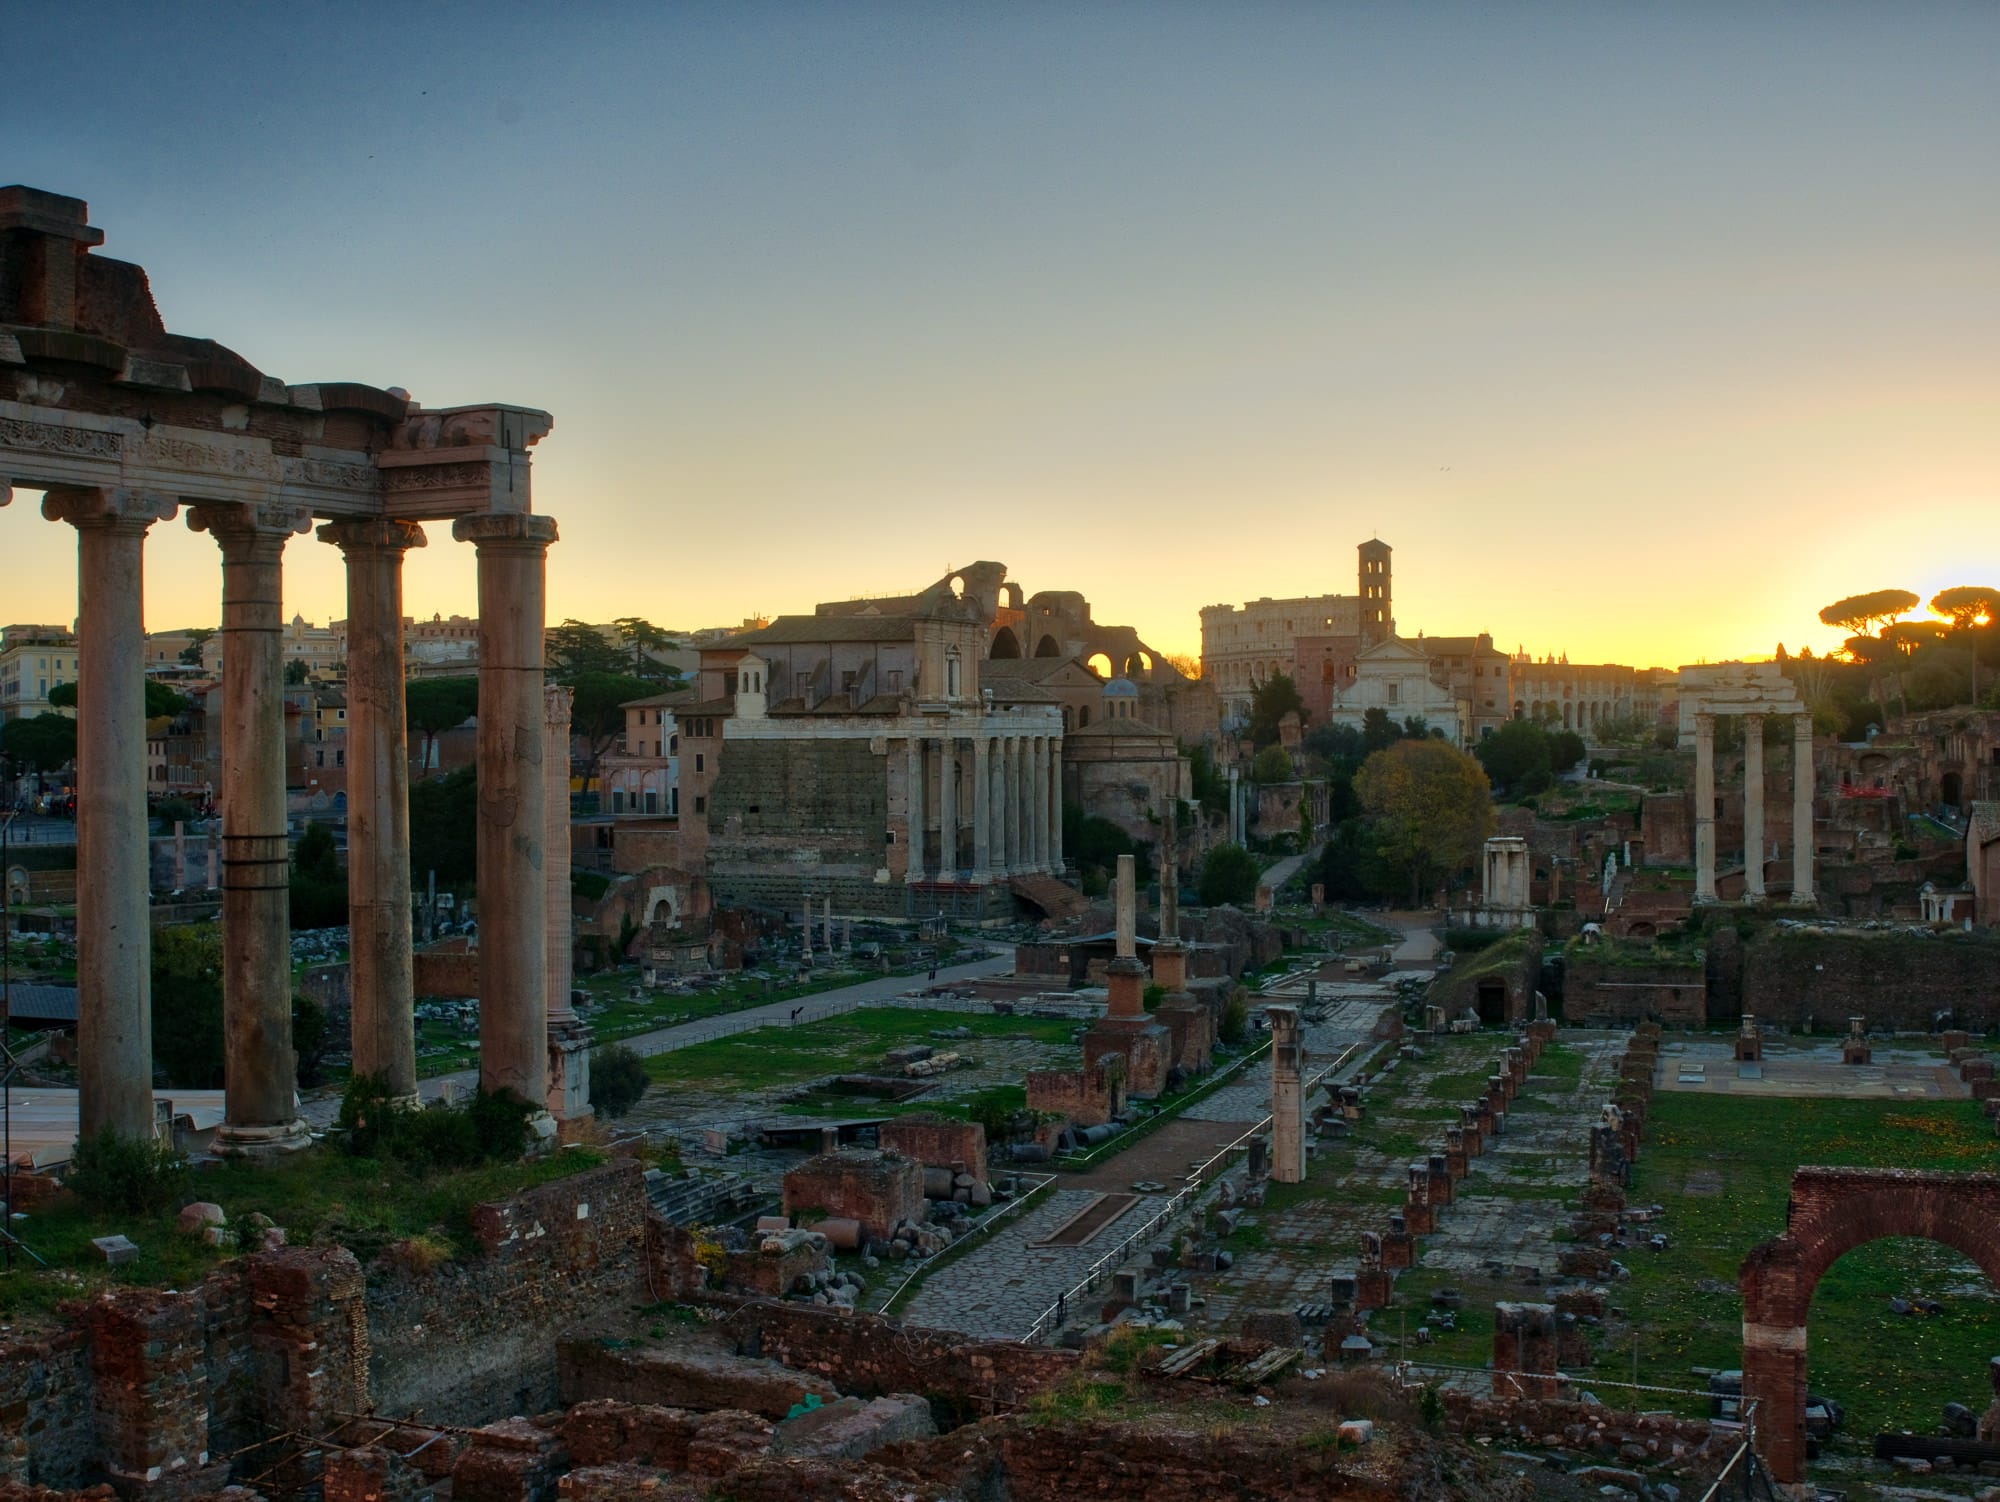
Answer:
1675;663;1816;908
1;185;578;1151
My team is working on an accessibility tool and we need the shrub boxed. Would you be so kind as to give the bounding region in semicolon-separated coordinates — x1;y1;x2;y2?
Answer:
292;993;330;1086
590;1044;650;1118
335;1073;534;1166
1219;988;1249;1045
65;1128;190;1215
1141;983;1166;1013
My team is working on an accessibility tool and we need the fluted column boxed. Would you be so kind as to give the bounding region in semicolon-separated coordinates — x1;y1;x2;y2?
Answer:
1693;712;1716;903
453;512;558;1130
1792;715;1816;905
988;735;1007;880
937;735;958;877
1004;737;1023;873
319;519;425;1104
1030;737;1049;869
971;735;991;878
904;735;927;882
192;502;313;1155
1743;713;1765;901
44;487;175;1143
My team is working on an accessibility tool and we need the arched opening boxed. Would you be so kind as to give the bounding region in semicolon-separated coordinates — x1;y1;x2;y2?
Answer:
1741;1169;2000;1482
1085;652;1114;680
1035;634;1063;658
1562;703;1574;729
990;626;1021;659
948;573;966;599
1124;650;1153;678
1078;704;1091;728
1625;920;1656;939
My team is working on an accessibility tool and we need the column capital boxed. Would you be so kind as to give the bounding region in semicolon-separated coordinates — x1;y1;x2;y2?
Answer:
188;501;312;559
545;682;575;725
318;517;428;555
1693;711;1715;732
42;485;176;531
453;511;558;549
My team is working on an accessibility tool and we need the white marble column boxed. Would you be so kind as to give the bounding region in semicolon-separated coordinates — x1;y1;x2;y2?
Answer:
1004;737;1023;873
191;501;313;1156
1693;712;1717;903
453;512;558;1132
937;735;958;878
1743;713;1765;901
1792;715;1816;905
988;735;1007;879
45;487;174;1143
321;519;425;1105
1029;737;1049;870
904;735;927;882
1051;734;1065;873
971;735;991;878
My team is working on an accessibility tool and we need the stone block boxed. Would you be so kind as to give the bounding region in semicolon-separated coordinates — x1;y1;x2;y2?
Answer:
771;1393;936;1461
782;1150;923;1243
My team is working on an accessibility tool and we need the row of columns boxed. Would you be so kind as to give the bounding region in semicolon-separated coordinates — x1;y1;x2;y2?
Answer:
1692;711;1814;906
48;481;566;1150
903;731;1062;882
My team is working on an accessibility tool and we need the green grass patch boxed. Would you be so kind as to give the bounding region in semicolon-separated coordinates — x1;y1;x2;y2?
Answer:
1618;1092;1999;1445
641;1007;1077;1093
0;1145;605;1325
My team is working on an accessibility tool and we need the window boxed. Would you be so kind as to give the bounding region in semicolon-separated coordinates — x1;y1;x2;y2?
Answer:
1386;682;1400;704
694;796;706;814
888;670;902;694
694;753;704;772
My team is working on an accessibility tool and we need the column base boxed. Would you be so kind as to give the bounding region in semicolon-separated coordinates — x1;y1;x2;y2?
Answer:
548;1020;595;1124
213;1118;313;1159
523;1109;560;1154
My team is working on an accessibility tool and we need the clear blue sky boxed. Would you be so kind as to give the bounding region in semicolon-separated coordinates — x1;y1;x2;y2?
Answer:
7;2;1997;665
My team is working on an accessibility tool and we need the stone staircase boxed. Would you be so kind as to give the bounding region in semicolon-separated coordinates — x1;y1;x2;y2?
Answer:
1008;873;1092;920
644;1168;764;1226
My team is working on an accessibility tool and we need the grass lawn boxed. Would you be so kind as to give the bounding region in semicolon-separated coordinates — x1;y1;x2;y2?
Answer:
0;1146;605;1328
639;1007;1079;1094
1615;1091;2000;1446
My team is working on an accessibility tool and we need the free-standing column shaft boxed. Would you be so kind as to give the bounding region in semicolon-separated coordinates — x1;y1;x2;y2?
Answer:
1693;713;1716;903
971;736;991;878
1743;713;1765;901
1792;716;1815;905
45;488;174;1142
1004;737;1022;873
1030;737;1049;870
904;735;926;882
320;519;425;1104
545;683;576;1024
987;735;1006;879
193;503;312;1154
454;512;559;1122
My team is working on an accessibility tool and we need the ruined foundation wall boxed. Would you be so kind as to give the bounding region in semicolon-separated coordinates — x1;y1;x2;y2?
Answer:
366;1159;648;1424
1740;931;2000;1030
1562;958;1707;1025
0;1330;94;1487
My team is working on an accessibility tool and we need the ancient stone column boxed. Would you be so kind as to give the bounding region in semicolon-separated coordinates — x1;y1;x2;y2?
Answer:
319;519;425;1105
971;735;991;878
937;736;958;877
988;733;1007;878
1269;1005;1305;1183
192;502;313;1156
1030;737;1050;870
1693;712;1717;903
1742;712;1765;901
904;735;926;882
1051;734;1065;873
544;683;591;1124
1005;737;1024;872
1791;715;1815;905
453;512;558;1132
45;487;175;1142
1103;852;1146;1020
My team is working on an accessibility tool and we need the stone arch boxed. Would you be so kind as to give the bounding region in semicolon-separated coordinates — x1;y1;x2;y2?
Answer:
990;625;1022;659
1741;1167;2000;1482
1035;634;1063;658
1086;652;1114;680
1000;582;1024;609
1124;650;1153;678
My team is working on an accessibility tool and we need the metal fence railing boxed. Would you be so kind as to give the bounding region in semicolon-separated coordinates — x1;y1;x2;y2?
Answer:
877;1171;1059;1317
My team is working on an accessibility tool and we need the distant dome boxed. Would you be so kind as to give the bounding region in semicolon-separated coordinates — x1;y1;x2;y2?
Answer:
1103;678;1140;698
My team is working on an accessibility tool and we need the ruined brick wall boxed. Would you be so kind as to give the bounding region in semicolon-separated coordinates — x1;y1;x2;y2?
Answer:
707;740;891;914
877;1118;987;1186
1562;957;1706;1025
780;1151;922;1242
1641;792;1691;865
412;942;479;999
367;1160;648;1424
718;1301;1076;1410
0;1330;92;1487
1740;930;2000;1029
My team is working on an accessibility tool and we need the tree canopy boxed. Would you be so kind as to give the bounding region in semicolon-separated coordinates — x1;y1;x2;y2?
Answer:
1250;745;1294;784
1819;590;1918;640
406;676;480;771
48;679;189;718
1197;843;1260;907
1246;672;1306;748
0;713;77;773
1931;587;2000;631
178;628;212;666
546;619;627;680
610;617;683;683
1354;738;1494;905
567;671;655;797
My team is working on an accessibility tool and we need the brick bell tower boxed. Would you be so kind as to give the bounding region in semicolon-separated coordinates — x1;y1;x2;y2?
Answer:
1358;538;1393;645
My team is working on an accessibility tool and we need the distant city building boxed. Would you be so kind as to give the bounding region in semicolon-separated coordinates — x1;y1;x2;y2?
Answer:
0;624;78;722
1201;539;1392;723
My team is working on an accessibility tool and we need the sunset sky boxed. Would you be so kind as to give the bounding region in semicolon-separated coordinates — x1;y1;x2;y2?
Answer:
6;3;1996;668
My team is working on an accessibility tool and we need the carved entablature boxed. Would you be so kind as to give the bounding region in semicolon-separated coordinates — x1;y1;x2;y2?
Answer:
378;404;554;521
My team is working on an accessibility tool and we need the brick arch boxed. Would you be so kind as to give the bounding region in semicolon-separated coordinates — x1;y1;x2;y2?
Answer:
1741;1167;2000;1482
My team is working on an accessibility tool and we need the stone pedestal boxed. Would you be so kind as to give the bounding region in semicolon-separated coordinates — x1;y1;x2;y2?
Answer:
48;488;175;1142
1082;855;1172;1096
455;512;559;1139
321;519;426;1105
194;503;314;1157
